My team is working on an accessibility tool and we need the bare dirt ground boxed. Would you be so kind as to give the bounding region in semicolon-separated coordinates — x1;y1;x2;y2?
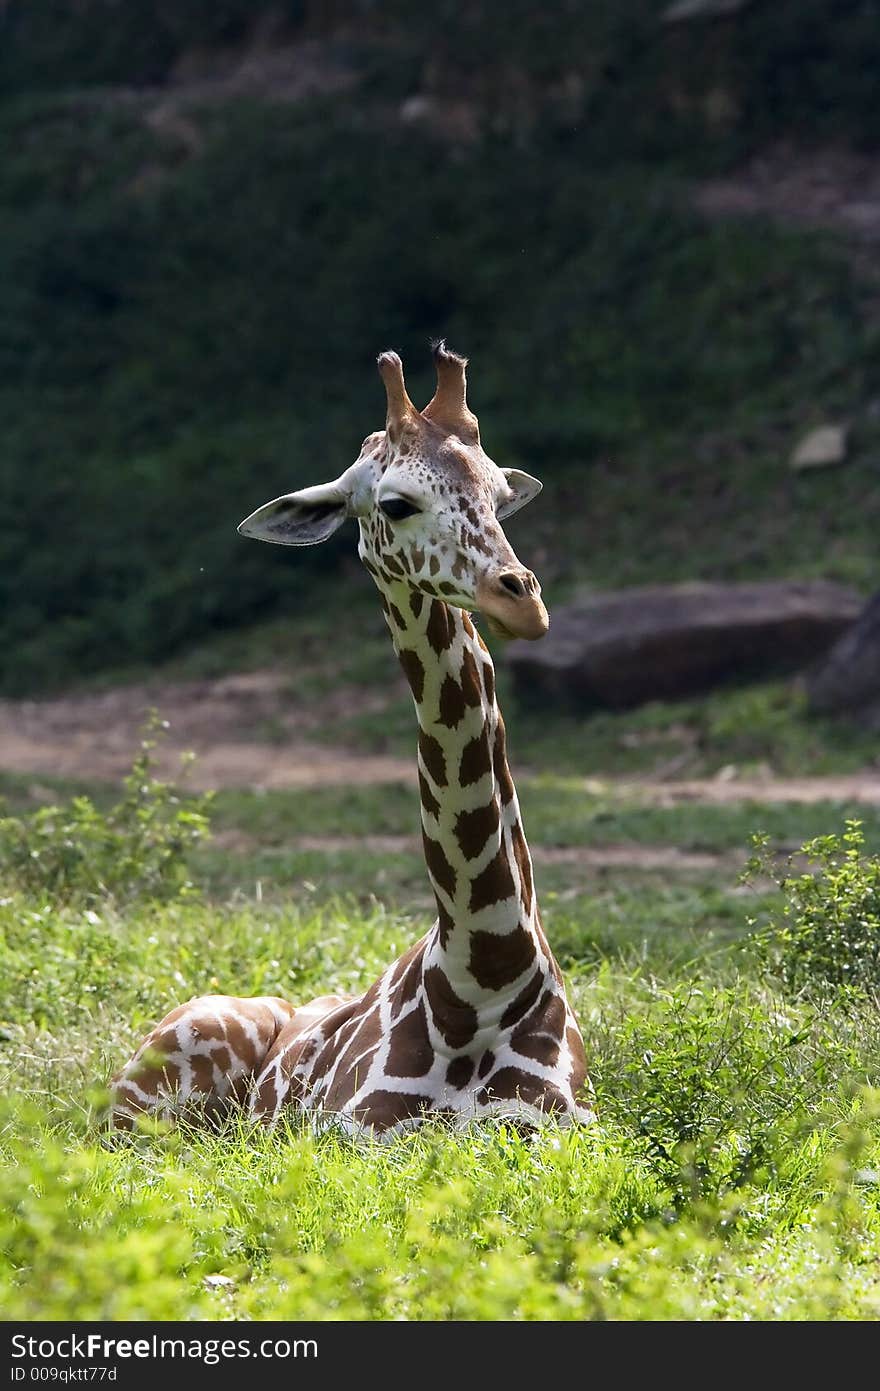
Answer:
275;833;746;875
2;669;878;806
0;670;414;789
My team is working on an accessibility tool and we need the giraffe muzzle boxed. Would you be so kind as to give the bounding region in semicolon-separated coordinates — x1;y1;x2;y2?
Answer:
475;570;549;641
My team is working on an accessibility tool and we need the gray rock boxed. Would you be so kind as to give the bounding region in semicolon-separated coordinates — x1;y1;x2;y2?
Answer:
506;580;863;709
806;590;880;729
790;424;848;470
663;0;754;22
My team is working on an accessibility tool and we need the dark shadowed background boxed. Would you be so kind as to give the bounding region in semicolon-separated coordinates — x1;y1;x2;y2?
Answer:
2;0;878;766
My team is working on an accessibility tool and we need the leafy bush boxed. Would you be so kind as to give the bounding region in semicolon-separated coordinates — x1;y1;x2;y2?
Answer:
594;983;847;1203
0;719;211;904
747;820;880;997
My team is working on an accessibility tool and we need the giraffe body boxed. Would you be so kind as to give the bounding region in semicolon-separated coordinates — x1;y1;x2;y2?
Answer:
110;346;594;1138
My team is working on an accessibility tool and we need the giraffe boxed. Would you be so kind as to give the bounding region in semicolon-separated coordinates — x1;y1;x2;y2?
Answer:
109;345;594;1138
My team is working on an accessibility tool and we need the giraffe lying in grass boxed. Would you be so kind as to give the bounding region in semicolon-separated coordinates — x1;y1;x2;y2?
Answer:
110;345;594;1137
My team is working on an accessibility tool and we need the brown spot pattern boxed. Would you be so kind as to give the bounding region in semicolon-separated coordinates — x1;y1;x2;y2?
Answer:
422;830;457;902
332;1010;382;1081
354;1090;433;1131
455;799;500;861
424;966;478;1049
499;969;543;1028
392;954;423;1019
459;648;483;707
469;924;536;990
436;900;455;949
426;599;454;654
409;589;425;618
418;770;441;819
459;729;492;786
511;1034;560;1067
398;649;425;702
439;675;467;728
466;529;491;556
387;601;407;630
223;1019;260;1067
477;1050;495;1079
446;1056;474;1090
391;939;422;990
387;1001;434;1078
518;991;567;1041
310;1027;350;1080
478;1069;567;1113
493;719;515;805
482;661;495;705
189;1055;217;1091
469;846;516;913
566;1025;589;1094
510;821;533;914
190;1014;227;1043
419;731;447;787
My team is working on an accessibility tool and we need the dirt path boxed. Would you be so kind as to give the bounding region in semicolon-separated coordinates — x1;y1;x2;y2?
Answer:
0;671;415;789
1;671;878;803
610;774;880;806
275;833;746;874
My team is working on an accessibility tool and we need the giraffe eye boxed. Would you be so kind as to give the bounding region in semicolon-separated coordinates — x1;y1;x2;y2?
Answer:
379;497;421;521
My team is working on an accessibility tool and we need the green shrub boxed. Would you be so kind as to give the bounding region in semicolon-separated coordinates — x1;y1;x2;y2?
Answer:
594;983;845;1204
747;821;880;997
0;718;211;904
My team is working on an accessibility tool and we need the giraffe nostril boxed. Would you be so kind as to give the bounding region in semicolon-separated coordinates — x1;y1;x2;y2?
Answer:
498;572;527;599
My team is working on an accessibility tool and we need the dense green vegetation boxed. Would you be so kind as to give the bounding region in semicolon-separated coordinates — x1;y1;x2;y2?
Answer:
3;750;880;1319
3;1;879;692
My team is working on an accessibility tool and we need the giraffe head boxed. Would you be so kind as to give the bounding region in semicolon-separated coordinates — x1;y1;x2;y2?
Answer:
239;344;548;640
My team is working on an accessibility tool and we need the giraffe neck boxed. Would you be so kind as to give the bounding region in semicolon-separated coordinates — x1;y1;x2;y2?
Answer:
377;580;549;1025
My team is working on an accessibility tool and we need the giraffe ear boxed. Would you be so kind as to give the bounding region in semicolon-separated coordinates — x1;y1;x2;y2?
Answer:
238;481;349;547
496;469;543;521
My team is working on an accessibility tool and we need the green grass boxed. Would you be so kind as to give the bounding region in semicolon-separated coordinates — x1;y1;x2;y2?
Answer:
208;781;880;852
5;762;880;1319
508;678;880;780
4;886;880;1319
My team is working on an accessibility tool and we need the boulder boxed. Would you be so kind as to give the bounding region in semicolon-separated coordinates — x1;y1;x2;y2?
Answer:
789;424;848;471
506;580;863;710
663;0;754;21
806;590;880;729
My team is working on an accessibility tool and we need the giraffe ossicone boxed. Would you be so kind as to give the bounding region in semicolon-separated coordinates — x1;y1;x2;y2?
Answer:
110;344;594;1138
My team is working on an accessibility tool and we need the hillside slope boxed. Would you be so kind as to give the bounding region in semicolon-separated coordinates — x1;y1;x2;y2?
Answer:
2;0;879;693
